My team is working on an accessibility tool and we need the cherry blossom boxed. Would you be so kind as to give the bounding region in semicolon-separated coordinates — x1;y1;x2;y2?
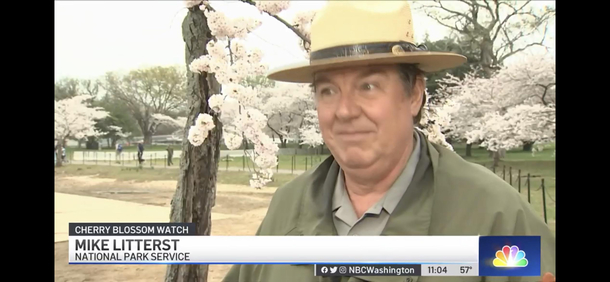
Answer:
187;3;279;188
254;1;290;16
438;54;556;154
55;95;109;142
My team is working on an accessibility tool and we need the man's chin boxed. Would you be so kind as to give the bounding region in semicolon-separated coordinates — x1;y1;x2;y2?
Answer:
335;151;377;170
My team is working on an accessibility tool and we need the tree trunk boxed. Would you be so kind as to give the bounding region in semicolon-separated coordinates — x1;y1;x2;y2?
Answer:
492;151;500;168
465;143;472;157
144;131;153;145
280;137;287;148
522;141;534;151
480;36;495;78
165;6;221;282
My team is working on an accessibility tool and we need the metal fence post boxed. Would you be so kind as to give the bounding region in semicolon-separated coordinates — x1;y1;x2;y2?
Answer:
541;178;547;223
527;173;531;203
502;165;505;180
305;157;308;170
226;155;229;171
291;155;294;174
517;170;521;192
509;167;512;186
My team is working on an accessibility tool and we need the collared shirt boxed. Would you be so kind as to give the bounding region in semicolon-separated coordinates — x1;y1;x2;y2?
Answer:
331;131;421;235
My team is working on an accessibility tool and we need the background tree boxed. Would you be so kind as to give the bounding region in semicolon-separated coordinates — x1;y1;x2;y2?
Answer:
259;83;314;148
55;95;109;167
415;0;555;77
54;78;99;100
440;54;555;166
92;94;141;148
98;65;187;145
422;34;481;104
415;0;555;155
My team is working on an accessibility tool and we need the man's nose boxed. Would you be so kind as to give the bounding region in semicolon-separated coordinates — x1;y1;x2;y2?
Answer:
335;92;361;121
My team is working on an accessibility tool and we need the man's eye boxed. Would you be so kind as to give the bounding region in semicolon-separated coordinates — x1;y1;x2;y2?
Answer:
320;88;334;95
361;83;375;91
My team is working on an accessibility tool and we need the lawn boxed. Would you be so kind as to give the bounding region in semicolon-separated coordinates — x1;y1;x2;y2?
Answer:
55;164;299;188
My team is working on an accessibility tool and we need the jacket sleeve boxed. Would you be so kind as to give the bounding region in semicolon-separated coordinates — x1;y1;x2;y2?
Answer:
221;222;263;282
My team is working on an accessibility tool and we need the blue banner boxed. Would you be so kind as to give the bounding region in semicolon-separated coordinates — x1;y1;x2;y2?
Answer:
479;236;541;276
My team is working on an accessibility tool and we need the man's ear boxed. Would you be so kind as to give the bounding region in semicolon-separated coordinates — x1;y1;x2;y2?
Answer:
410;75;426;114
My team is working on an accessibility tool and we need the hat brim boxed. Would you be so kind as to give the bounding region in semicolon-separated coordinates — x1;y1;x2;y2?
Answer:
267;51;467;83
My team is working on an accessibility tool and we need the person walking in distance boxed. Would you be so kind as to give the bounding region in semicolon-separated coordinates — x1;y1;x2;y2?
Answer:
166;145;174;166
116;143;123;163
137;141;145;164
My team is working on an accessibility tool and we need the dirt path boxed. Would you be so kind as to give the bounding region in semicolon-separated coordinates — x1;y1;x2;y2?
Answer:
54;174;275;282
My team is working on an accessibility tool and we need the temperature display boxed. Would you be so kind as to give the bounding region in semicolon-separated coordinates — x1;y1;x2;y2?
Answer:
422;264;478;276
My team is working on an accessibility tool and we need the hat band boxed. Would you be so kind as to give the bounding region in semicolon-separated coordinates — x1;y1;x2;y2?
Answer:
309;41;428;61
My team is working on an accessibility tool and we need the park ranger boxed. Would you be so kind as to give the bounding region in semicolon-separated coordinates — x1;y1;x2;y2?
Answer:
223;1;556;282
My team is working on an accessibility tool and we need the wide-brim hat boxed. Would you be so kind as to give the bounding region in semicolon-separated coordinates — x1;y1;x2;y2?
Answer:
267;1;467;83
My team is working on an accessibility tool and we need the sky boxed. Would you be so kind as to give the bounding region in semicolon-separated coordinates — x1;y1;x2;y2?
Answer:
55;0;555;82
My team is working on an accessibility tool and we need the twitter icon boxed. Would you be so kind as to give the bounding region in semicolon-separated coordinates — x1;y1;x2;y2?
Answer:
329;266;337;274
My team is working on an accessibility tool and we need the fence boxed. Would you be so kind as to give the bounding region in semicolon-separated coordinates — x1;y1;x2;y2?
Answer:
66;151;327;172
488;165;554;224
218;154;326;174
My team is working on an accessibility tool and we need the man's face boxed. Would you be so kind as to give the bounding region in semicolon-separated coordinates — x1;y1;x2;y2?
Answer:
313;64;424;170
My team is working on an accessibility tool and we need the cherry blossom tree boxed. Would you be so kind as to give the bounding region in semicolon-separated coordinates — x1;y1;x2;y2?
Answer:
165;1;312;280
54;95;109;167
188;5;282;188
438;53;555;165
259;82;317;147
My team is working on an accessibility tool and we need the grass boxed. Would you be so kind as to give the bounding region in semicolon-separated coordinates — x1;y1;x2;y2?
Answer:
55;164;299;188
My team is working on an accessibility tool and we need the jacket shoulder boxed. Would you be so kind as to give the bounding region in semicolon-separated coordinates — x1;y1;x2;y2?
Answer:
429;143;549;234
256;159;330;235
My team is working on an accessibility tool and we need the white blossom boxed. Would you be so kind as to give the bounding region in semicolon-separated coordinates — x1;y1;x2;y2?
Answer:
186;8;283;188
254;1;290;15
55;95;109;143
438;54;556;154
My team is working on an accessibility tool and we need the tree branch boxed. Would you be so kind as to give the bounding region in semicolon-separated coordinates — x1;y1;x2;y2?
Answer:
239;0;310;44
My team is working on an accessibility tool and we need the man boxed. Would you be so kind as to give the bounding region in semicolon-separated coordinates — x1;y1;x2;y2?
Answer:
223;1;555;282
166;145;174;166
137;141;145;164
116;143;123;163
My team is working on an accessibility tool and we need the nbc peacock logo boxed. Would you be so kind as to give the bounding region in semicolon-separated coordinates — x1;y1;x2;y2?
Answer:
493;245;528;267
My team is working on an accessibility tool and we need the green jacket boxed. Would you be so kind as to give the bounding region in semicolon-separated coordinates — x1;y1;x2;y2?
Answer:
223;138;555;282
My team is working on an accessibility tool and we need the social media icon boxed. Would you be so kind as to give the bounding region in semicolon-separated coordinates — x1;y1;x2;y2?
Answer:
339;266;347;274
330;266;337;273
321;266;328;274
